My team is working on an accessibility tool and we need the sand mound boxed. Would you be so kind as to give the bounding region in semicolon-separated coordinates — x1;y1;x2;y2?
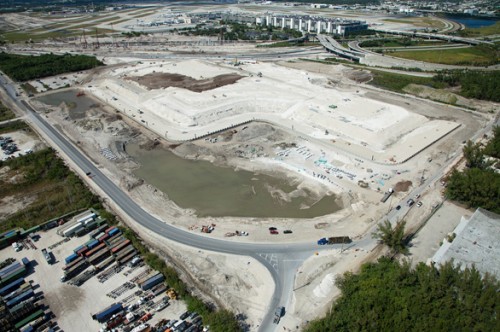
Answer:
313;273;336;298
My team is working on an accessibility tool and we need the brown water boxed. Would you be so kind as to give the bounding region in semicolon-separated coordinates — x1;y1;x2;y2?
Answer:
36;90;98;119
127;143;342;218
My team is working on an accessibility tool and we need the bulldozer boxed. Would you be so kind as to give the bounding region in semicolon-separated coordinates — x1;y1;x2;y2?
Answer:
166;288;177;300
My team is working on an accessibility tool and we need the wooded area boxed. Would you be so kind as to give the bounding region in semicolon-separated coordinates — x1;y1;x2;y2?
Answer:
445;127;500;214
0;52;103;81
305;257;498;332
433;69;500;102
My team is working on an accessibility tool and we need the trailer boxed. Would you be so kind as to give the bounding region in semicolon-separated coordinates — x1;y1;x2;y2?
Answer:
89;225;108;239
63;256;84;271
3;282;31;302
140;273;165;291
118;251;137;266
0;266;26;287
95;256;115;271
6;289;34;308
77;213;96;224
62;223;84;237
92;302;123;323
106;234;123;247
108;228;121;237
111;239;131;254
0;277;24;296
15;309;45;330
65;253;79;265
115;245;135;261
76;246;89;257
62;260;89;281
97;233;110;243
85;242;106;257
86;239;99;250
88;248;111;265
0;261;21;278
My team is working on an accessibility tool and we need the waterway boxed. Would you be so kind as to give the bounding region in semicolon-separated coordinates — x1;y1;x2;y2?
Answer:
36;90;98;120
127;144;342;218
445;15;498;28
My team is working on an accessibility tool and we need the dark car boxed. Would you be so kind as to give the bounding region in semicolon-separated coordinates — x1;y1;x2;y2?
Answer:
270;230;279;235
283;230;293;234
395;205;401;210
180;311;191;320
268;227;277;231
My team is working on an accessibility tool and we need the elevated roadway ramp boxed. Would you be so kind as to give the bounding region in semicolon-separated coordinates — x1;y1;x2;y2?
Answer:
317;35;362;62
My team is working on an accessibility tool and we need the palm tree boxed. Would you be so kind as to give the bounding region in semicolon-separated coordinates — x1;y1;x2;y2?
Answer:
372;220;409;255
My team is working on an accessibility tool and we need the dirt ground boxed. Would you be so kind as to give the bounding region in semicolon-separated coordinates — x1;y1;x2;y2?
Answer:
126;72;244;92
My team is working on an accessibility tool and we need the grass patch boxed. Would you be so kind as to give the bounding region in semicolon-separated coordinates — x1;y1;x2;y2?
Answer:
368;69;440;93
388;45;499;66
0;147;101;233
20;83;38;95
382;17;445;29
0;120;28;135
0;102;15;122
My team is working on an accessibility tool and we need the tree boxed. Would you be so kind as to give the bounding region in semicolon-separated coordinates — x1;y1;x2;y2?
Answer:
304;258;499;332
372;220;409;255
463;140;491;169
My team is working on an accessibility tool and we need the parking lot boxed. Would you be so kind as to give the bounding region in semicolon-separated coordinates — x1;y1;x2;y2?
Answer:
0;222;193;331
0;129;41;161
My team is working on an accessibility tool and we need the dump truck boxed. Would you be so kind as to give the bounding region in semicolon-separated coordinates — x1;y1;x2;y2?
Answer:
317;236;352;245
380;188;394;203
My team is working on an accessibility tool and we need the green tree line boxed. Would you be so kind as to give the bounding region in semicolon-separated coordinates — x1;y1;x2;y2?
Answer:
305;257;498;331
0;52;103;81
445;129;500;214
433;69;500;102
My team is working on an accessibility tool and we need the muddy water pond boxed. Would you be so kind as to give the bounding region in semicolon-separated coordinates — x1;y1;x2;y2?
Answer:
127;144;342;218
36;90;98;119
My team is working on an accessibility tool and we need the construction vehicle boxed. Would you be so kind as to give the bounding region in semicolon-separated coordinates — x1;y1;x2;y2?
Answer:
317;236;352;245
273;306;285;324
166;288;177;300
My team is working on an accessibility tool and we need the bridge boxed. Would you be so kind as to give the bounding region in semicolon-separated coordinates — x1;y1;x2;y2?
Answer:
316;35;363;62
370;29;494;46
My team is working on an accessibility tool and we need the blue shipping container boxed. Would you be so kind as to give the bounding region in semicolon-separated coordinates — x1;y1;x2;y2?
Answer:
21;257;30;266
87;239;99;250
6;289;34;307
107;228;121;237
0;262;21;277
106;226;118;235
65;253;78;264
141;273;165;291
94;303;123;323
0;277;24;296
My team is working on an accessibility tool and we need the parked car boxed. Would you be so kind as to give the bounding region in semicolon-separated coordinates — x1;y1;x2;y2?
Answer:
270;230;279;235
395;205;401;210
417;201;423;207
268;227;277;231
180;311;191;320
283;230;293;234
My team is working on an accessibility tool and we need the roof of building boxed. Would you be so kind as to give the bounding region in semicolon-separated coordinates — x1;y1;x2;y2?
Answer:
431;208;500;279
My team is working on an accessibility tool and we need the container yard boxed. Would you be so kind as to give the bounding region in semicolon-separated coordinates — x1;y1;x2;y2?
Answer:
0;212;193;331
